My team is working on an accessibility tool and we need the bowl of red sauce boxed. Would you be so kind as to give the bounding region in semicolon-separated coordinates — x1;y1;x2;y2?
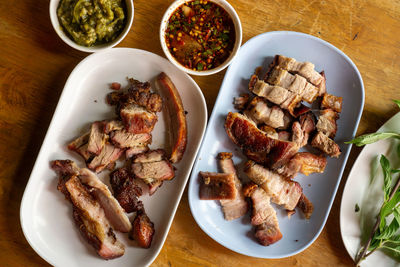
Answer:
160;0;242;76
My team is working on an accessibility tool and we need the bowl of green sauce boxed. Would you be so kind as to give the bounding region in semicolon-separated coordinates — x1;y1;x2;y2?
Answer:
50;0;134;52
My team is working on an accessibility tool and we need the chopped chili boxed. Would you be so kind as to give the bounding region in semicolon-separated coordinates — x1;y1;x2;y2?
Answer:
165;0;235;71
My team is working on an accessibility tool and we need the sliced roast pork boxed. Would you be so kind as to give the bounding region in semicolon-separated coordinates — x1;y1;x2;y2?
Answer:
316;109;339;139
88;143;124;173
321;93;343;113
217;152;248;220
110;129;152;149
244;161;302;210
311;131;341;158
297;193;314;219
104;120;124;134
120;104;158;134
67;132;92;162
233;93;250;110
244;97;286;129
87;121;107;155
199;172;236;200
129;211;155;249
125;146;149;159
276;152;327;178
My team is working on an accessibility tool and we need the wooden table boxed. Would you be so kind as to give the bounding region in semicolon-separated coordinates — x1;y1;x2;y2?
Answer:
1;0;400;266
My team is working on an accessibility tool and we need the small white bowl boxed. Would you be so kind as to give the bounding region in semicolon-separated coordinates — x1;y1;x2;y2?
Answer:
49;0;134;53
160;0;242;76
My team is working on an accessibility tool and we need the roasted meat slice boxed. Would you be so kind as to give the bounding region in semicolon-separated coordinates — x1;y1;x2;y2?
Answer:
244;161;302;210
259;125;278;139
199;172;236;200
87;121;107;155
244;97;286;128
321;93;343;113
291;121;306;147
225;112;299;169
67;132;92;162
104;120;124;134
129;211;155;249
217;152;248;220
110;168;143;213
297;193;314;219
276;152;327;178
311;131;341;158
156;72;187;163
126;88;163;114
233;93;250;110
316;109;339;139
120;104;158;134
125;146;149;159
292;112;316;147
110;129;152;148
79;168;132;233
88;143;124;173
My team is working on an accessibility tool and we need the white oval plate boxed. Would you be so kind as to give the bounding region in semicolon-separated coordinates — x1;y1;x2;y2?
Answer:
340;112;400;267
20;48;207;267
188;31;365;258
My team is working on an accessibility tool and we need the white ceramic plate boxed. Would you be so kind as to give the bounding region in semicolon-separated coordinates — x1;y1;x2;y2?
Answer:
188;31;364;258
340;112;400;267
20;48;207;267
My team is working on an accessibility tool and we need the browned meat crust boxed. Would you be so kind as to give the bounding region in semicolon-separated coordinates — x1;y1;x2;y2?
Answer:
297;193;314;219
88;143;124;173
311;131;341;158
125;146;149;159
233;93;250;110
110;129;152;148
276;152;327;178
244;97;287;129
156;72;187;163
316;109;339;139
321;93;343;113
67;132;92;162
120;104;158;134
129;211;155;249
199;172;237;200
87;121;107;155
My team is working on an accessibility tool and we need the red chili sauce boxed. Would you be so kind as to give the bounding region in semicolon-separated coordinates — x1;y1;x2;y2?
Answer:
165;0;235;71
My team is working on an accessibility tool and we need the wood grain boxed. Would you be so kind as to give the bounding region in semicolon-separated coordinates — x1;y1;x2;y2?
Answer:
0;0;399;266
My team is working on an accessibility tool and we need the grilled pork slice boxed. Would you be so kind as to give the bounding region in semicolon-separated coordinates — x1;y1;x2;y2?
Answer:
233;93;250;110
217;152;248;220
316;109;339;139
88;143;124;173
249;75;301;115
311;131;341;158
79;168;131;233
87;121;107;155
156;72;187;163
244;161;302;210
120;104;158;134
125;146;149;159
132;149;175;195
199;172;236;200
104;120;124;134
68;132;92;162
269;55;326;95
259;125;279;139
244;97;286;128
110;129;152;149
297;193;314;219
292;112;316;147
51;160;124;259
321;93;343;113
129;211;155;249
276;152;327;178
110;168;143;213
225;112;299;169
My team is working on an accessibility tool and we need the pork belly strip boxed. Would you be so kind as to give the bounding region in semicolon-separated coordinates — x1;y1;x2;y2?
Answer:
104;120;124;134
244;161;302;210
125;146;149;159
244;96;286;128
79;168;132;233
199;172;236;200
110;129;152;148
120;104;158;134
311;131;341;158
225;112;299;169
217;152;248;220
249;75;301;116
321;93;343;113
156;72;187;163
88;143;124;173
297;193;314;219
87;121;107;155
233;93;250;111
276;152;327;178
316;108;339;139
50;160;124;259
270;55;326;96
266;66;319;104
129;211;155;249
67;132;92;162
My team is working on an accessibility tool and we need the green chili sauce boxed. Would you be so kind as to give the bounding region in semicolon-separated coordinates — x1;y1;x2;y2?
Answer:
165;0;236;71
57;0;126;47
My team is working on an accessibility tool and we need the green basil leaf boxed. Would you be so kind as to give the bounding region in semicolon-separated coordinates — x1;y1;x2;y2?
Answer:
381;155;393;201
381;191;400;219
345;133;400;147
393;99;400;109
375;217;400;239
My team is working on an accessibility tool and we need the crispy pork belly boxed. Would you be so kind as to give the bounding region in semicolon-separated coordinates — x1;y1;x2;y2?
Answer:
244;97;286;128
292;112;316;147
87;121;107;155
225;112;299;169
300;112;316;135
276;152;327;178
110;168;143;213
217;152;248;220
259;125;279;139
156;72;187;163
132;149;175;195
51;161;124;259
79;168;131;233
68;132;92;162
233;93;250;110
120;104;158;134
104;120;124;134
292;104;311;118
127;89;163;114
321;93;343;113
278;131;291;141
271;55;326;96
311;131;341;157
199;171;236;200
110;129;152;148
244;161;302;210
292;121;306;147
297;193;314;219
249;75;301;116
316;109;339;138
88;143;124;173
266;66;319;103
129;211;155;248
125;146;149;159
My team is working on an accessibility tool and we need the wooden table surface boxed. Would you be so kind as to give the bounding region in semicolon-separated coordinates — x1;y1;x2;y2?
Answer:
1;0;400;266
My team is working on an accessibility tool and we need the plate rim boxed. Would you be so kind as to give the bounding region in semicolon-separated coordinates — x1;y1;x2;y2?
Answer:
19;47;208;266
188;30;365;259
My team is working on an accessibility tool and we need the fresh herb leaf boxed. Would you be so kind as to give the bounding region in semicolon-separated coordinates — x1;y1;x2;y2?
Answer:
375;217;400;239
197;62;203;71
381;155;393;201
394;99;400;109
345;132;400;146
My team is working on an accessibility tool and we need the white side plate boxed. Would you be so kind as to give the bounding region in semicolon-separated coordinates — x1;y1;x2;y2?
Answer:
340;112;400;267
188;31;364;258
20;48;207;267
